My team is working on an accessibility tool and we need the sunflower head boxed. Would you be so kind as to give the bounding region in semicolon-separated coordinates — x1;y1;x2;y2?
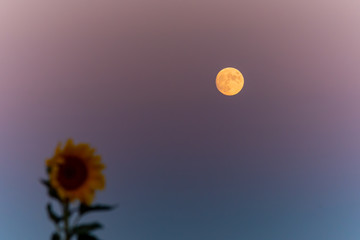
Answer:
46;139;105;205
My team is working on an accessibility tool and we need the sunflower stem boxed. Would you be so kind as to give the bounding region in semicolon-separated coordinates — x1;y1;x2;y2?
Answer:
72;211;82;228
63;200;71;240
54;222;62;237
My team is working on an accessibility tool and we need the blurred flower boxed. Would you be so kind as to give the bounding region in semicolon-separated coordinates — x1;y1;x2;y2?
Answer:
46;139;105;205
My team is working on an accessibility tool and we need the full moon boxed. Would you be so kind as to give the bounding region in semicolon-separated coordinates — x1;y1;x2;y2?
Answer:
216;67;244;96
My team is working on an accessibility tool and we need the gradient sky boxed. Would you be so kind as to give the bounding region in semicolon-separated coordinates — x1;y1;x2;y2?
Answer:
1;0;360;239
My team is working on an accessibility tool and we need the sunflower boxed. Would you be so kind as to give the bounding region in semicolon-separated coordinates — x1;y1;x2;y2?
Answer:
46;139;105;205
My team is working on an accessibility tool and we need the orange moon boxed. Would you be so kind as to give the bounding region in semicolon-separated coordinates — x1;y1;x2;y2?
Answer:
215;67;244;96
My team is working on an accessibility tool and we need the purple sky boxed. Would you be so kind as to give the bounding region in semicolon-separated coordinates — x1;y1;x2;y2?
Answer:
1;0;360;239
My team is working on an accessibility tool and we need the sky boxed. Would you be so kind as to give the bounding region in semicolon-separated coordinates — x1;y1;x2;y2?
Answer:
1;0;360;239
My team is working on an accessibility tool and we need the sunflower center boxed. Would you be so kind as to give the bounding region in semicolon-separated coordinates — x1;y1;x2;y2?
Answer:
57;156;88;190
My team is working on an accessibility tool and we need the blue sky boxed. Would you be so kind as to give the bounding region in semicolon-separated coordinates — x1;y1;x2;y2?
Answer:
1;0;360;239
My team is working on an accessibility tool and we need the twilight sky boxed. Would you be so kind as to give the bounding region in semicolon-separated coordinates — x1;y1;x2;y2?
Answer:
1;0;360;239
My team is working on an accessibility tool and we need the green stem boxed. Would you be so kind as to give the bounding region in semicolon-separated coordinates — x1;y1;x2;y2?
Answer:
72;213;82;228
63;199;70;240
54;222;61;237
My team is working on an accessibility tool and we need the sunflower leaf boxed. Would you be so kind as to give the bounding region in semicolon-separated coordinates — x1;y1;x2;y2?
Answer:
79;203;116;216
40;179;61;201
47;203;62;223
40;179;50;188
51;232;61;240
71;222;103;236
77;233;99;240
